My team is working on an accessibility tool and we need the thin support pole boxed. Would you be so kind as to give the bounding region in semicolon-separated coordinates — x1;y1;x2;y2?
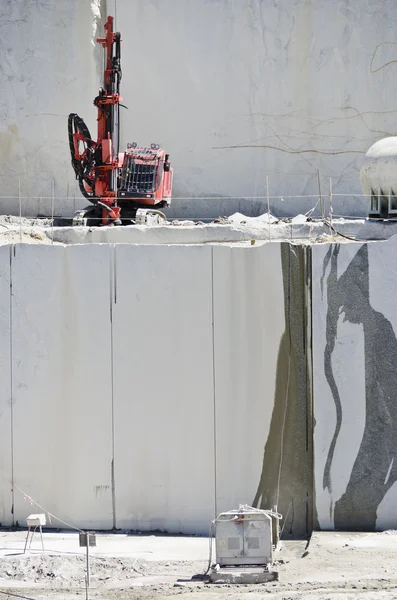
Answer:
266;175;270;241
23;526;30;554
23;524;44;553
39;525;44;552
28;526;36;551
51;180;55;244
86;538;90;587
329;178;333;238
317;170;324;220
18;180;22;243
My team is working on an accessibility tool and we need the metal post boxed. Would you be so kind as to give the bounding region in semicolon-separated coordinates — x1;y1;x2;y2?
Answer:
317;170;324;220
39;525;44;553
18;179;22;243
266;175;270;241
389;188;391;217
23;526;30;554
329;177;333;238
28;526;37;551
51;180;55;244
86;537;90;587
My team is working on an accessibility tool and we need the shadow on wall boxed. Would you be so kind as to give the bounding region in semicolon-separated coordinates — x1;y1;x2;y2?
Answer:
321;244;397;530
253;244;312;538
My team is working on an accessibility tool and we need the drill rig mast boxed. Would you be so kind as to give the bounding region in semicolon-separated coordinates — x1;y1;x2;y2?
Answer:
68;16;173;226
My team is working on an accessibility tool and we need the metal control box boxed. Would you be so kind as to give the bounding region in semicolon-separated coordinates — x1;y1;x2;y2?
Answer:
215;510;273;566
79;532;97;547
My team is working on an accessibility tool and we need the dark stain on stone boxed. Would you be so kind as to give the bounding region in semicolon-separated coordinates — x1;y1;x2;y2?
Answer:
322;244;397;530
322;245;342;493
253;243;312;537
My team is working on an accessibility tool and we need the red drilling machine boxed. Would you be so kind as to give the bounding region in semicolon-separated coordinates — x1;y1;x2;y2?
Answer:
68;16;173;226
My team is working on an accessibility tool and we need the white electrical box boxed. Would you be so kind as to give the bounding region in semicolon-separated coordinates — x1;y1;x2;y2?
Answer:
26;514;46;527
215;509;273;566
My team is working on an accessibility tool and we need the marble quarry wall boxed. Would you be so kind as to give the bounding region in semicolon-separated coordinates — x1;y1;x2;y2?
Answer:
313;236;397;531
0;241;311;535
2;230;397;533
1;0;397;218
0;0;104;217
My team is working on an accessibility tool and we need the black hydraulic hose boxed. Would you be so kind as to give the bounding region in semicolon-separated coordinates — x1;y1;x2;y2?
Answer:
68;113;90;179
68;114;93;156
68;113;82;177
116;32;122;88
324;219;357;241
97;201;113;213
68;113;99;204
78;178;98;204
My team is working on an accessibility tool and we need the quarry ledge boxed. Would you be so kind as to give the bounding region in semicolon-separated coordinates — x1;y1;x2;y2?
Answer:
46;218;368;245
2;215;397;246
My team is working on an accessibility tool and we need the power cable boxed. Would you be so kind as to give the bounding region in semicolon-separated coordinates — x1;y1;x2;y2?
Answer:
12;483;83;533
324;219;358;241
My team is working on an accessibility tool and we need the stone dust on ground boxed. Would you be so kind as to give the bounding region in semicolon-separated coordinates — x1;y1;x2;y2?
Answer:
0;213;358;247
0;215;56;245
1;532;397;600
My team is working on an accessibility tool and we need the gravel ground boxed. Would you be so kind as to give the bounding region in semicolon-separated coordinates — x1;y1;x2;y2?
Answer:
1;532;397;600
0;215;56;245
